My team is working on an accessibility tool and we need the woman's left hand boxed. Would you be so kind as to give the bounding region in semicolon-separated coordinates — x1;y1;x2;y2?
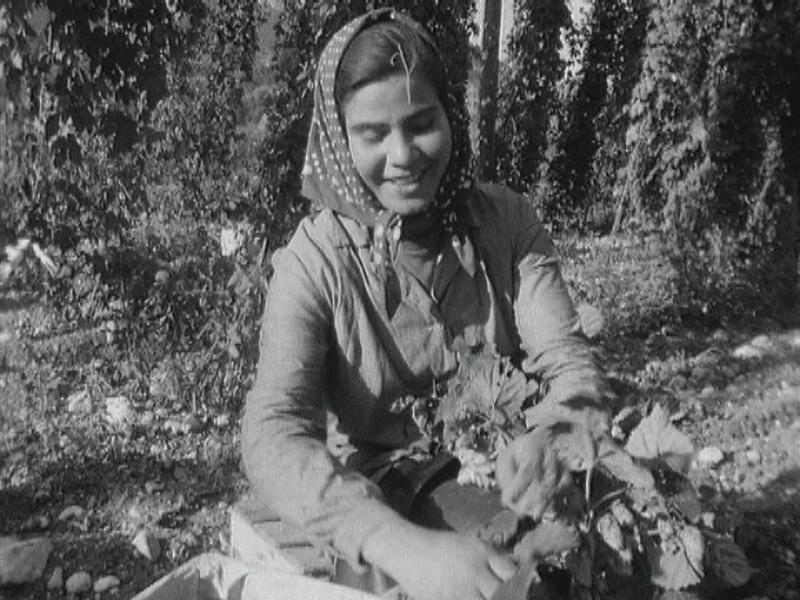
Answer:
495;421;596;519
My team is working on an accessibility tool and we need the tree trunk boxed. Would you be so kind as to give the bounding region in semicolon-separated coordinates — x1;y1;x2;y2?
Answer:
478;0;502;181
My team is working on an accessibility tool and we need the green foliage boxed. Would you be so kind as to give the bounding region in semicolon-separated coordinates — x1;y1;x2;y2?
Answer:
495;0;568;194
620;0;800;311
393;350;752;595
496;0;798;312
0;1;204;245
536;0;647;232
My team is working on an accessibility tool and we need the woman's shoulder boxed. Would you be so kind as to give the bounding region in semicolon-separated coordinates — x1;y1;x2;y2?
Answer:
283;209;365;257
469;182;540;230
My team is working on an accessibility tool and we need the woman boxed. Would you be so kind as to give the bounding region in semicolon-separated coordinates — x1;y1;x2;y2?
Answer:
242;9;610;600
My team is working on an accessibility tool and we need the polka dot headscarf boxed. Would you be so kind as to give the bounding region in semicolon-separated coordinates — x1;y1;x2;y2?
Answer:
300;8;477;274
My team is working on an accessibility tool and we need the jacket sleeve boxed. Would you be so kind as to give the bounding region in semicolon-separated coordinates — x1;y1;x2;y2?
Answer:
508;193;611;433
241;242;396;570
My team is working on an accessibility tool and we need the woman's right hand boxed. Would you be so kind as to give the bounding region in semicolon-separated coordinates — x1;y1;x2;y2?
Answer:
362;513;517;600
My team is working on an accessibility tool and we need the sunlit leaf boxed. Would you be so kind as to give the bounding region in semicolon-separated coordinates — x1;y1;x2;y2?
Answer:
625;404;694;473
514;519;579;562
597;436;655;490
645;527;703;590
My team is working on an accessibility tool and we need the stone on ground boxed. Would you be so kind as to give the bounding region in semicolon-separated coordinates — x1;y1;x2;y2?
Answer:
105;395;133;425
46;566;63;590
66;389;91;413
697;446;725;468
0;536;54;585
93;575;121;592
132;528;161;561
65;571;92;594
57;505;85;522
576;302;604;339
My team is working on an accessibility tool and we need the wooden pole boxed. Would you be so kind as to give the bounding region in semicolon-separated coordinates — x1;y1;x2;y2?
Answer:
478;0;502;181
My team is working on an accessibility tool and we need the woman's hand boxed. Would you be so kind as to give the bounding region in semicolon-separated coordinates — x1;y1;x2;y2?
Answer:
495;421;595;519
363;514;516;600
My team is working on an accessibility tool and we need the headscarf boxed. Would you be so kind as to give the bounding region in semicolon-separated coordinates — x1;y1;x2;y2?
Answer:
300;8;477;276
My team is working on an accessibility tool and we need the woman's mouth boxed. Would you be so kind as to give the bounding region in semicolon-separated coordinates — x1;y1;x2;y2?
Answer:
386;167;428;191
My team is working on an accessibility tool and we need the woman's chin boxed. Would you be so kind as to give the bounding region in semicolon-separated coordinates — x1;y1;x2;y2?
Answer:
377;194;435;216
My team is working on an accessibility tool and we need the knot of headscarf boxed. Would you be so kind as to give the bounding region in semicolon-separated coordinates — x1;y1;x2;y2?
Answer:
300;8;477;279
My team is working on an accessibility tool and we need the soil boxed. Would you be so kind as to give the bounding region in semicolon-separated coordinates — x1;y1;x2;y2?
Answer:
1;292;800;599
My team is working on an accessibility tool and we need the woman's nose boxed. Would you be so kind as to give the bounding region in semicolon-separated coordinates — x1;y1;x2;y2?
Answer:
386;130;416;166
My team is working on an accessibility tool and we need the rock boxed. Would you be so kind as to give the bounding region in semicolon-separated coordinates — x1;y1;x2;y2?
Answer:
745;450;762;465
65;571;92;594
698;446;725;468
57;505;85;522
174;466;190;483
93;575;121;593
132;529;160;561
148;361;182;402
710;328;730;344
153;269;170;286
700;512;716;529
46;566;63;590
213;413;230;428
144;480;164;494
182;414;203;434
700;385;715;397
732;334;773;359
105;395;133;425
787;330;800;348
669;374;689;390
576;302;605;339
690;366;711;382
0;537;54;585
163;418;184;435
66;389;91;413
20;515;50;532
669;409;688;424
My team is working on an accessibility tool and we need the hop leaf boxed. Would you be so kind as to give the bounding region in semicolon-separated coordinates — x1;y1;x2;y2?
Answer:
625;404;694;473
594;511;635;575
515;519;580;562
705;534;754;588
596;513;625;552
597;436;656;489
647;524;704;590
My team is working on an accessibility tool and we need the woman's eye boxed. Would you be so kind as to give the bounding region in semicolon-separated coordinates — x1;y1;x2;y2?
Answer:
360;128;385;143
409;119;434;134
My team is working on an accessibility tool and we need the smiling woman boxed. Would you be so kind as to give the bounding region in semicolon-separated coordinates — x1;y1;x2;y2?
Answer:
242;8;610;600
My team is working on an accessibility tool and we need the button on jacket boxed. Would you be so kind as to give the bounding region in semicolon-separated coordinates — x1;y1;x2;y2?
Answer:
241;182;608;568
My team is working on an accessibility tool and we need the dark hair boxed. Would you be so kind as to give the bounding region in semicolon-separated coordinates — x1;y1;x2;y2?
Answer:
334;18;448;109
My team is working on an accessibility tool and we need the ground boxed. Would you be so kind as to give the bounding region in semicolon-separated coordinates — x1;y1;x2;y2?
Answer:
1;285;799;599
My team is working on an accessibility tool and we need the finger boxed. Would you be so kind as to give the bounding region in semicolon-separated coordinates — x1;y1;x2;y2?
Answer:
556;465;574;492
495;445;518;491
487;549;518;581
501;459;536;508
516;454;562;519
477;570;502;600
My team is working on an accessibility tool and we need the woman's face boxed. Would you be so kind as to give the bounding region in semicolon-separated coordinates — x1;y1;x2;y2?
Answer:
342;73;452;216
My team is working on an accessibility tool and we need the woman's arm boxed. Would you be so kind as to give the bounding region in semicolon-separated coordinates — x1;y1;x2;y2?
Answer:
241;243;394;569
509;192;611;431
490;191;611;519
